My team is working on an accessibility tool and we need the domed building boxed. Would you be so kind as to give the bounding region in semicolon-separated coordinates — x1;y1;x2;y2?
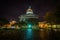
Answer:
19;6;39;28
19;6;39;21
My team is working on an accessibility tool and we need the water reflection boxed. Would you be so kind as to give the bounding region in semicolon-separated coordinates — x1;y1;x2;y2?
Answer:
0;28;60;40
24;29;33;40
40;29;49;40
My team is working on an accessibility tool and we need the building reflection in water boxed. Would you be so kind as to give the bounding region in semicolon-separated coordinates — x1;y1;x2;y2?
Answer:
40;29;49;40
24;29;33;40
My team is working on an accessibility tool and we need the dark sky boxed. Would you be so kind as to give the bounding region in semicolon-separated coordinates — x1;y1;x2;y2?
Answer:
0;0;60;21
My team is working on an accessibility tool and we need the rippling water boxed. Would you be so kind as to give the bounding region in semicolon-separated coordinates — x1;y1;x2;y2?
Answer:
0;29;60;40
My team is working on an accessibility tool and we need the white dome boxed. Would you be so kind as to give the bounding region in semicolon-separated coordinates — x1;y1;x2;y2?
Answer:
26;6;33;14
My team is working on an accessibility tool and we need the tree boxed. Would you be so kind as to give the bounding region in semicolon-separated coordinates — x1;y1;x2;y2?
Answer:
53;6;60;24
44;7;60;24
44;12;57;24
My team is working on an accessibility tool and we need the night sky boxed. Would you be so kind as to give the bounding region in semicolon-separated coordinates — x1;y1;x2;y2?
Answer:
0;0;60;21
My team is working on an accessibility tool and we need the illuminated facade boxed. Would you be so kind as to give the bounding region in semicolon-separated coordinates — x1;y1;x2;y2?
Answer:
19;6;39;22
19;6;39;28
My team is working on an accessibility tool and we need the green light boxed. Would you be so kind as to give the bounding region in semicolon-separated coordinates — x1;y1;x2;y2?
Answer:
28;25;31;27
27;24;32;28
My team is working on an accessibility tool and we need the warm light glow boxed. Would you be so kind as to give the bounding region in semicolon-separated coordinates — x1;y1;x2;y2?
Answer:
44;24;48;28
52;25;56;28
10;20;16;25
38;22;48;28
